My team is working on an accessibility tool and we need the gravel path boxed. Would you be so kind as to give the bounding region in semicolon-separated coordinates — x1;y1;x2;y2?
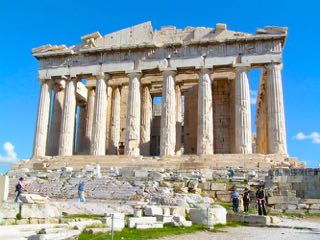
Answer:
157;226;320;240
158;218;320;240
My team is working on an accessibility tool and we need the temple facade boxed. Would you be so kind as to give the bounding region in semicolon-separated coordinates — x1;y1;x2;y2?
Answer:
32;22;288;158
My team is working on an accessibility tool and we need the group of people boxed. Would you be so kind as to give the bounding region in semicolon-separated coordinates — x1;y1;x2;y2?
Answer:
231;186;267;216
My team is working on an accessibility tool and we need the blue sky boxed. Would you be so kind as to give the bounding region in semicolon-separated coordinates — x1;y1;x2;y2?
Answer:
0;0;319;173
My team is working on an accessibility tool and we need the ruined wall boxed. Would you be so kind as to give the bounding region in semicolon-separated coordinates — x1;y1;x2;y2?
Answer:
213;79;232;153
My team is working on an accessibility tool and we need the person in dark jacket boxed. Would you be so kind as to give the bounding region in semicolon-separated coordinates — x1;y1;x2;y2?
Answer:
243;187;250;212
256;185;267;215
15;177;25;203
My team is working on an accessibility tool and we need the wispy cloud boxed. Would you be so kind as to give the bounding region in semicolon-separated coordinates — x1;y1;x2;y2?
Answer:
294;132;320;144
250;90;257;105
0;142;18;163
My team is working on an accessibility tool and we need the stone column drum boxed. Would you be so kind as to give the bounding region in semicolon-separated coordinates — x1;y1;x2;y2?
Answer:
33;78;52;157
160;69;176;157
47;80;65;156
76;103;87;153
197;69;214;155
109;87;121;154
90;73;109;155
58;78;77;156
125;72;142;156
266;63;287;154
234;66;252;154
140;85;152;156
83;87;95;154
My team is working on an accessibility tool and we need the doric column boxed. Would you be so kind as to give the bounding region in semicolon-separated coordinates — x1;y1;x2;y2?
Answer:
83;87;95;154
47;80;65;156
109;86;121;155
140;85;152;156
175;84;183;155
197;68;214;155
58;77;77;156
266;63;287;154
76;103;87;153
90;73;109;155
234;65;252;154
33;78;52;157
125;71;142;156
160;69;176;157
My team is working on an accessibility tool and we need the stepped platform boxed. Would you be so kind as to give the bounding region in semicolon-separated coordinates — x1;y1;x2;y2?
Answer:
12;154;303;171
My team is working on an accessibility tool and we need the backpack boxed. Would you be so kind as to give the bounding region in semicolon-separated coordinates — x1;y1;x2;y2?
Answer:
15;183;22;192
78;184;85;191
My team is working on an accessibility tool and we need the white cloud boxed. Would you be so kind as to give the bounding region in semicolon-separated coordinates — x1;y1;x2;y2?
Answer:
250;90;257;105
294;132;320;144
0;142;18;163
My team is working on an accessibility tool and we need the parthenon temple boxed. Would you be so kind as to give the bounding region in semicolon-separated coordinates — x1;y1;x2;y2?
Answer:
31;22;288;159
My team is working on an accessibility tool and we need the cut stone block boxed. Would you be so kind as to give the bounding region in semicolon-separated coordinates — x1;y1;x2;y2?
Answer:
189;205;227;226
21;204;61;219
170;207;186;217
104;213;125;231
0;203;19;219
144;206;163;216
0;176;9;202
210;183;227;191
243;215;271;225
135;222;164;229
128;217;157;228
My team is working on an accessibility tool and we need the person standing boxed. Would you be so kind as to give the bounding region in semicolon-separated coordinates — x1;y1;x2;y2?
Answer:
231;188;240;213
15;177;25;203
256;185;267;215
243;187;250;212
77;182;86;202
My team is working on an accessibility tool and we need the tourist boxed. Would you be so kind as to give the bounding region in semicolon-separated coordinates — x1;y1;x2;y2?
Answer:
243;187;250;212
231;188;240;213
77;182;86;202
256;185;267;215
15;177;26;203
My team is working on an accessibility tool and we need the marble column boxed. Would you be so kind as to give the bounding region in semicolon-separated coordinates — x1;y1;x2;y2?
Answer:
33;78;52;157
234;65;252;154
58;77;77;156
266;63;287;154
109;87;121;155
160;69;176;157
125;71;142;156
175;84;183;155
47;80;65;156
76;103;87;153
140;85;152;156
84;87;95;154
197;69;214;155
90;73;109;155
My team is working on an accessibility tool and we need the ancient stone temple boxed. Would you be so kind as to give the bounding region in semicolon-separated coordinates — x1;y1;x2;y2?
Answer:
31;22;288;159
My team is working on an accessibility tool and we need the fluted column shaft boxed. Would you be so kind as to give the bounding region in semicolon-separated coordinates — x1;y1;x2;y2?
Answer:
58;78;77;156
140;85;152;156
197;69;214;155
33;78;52;157
266;63;287;154
90;74;109;155
76;104;87;153
125;72;142;156
234;66;252;154
160;70;176;157
47;81;65;156
175;84;183;155
83;87;95;154
109;87;121;155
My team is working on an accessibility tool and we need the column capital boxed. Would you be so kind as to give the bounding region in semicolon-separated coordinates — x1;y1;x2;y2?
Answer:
265;63;283;70
233;63;251;72
126;70;142;79
38;77;51;84
93;72;110;80
196;67;212;75
161;68;176;77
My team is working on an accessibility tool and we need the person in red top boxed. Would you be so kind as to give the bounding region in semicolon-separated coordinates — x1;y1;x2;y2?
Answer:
256;185;267;215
